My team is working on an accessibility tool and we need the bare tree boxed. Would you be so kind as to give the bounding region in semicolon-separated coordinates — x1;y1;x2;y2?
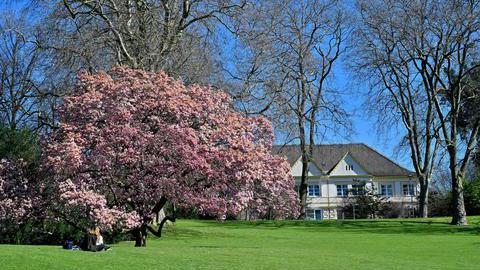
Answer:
5;0;242;131
457;68;480;172
54;0;244;78
0;12;48;132
226;0;351;218
353;0;441;218
353;0;480;224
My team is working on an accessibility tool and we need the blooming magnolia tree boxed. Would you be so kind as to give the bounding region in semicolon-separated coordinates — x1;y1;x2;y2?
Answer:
48;66;298;246
0;159;44;237
0;160;32;224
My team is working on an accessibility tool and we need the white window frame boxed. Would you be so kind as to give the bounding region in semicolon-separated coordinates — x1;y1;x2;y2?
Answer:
336;184;348;197
380;183;393;196
351;184;365;196
306;208;323;220
402;183;415;196
307;184;321;197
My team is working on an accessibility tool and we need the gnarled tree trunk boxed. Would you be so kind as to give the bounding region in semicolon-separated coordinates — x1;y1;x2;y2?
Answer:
133;196;176;247
134;225;147;247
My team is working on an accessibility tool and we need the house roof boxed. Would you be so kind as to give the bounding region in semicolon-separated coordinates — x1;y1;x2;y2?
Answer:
272;143;414;177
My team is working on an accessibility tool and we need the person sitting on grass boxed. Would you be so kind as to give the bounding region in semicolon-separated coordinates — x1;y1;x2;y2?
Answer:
94;227;110;251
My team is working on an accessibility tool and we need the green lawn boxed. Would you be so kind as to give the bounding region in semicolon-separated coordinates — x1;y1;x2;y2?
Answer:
2;217;480;270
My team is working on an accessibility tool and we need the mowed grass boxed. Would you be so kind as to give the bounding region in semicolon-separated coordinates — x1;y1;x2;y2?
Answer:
2;217;480;270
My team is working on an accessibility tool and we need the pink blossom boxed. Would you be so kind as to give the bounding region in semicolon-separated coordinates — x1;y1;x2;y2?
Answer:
47;66;299;231
0;159;42;223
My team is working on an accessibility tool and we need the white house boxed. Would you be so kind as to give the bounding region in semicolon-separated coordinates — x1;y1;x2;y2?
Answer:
273;144;418;220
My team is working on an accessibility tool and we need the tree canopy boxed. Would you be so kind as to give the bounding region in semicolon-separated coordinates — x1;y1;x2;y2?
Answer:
47;66;298;244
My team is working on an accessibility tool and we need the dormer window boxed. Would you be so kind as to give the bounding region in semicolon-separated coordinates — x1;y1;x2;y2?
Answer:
345;165;353;170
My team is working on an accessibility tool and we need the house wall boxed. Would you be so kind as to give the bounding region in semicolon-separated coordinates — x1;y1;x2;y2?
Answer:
288;153;417;220
301;177;418;200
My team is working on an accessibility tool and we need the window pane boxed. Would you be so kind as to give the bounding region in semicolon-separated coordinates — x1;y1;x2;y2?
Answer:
403;184;414;196
337;184;347;196
308;185;320;197
381;184;393;196
306;209;315;220
352;184;364;196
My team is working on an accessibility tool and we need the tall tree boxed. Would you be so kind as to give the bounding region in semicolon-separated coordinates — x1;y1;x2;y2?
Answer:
225;0;350;218
353;0;441;218
47;0;245;83
354;0;480;224
0;12;47;131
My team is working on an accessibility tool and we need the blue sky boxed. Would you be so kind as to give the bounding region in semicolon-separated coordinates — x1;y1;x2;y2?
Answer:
3;0;412;169
319;59;411;169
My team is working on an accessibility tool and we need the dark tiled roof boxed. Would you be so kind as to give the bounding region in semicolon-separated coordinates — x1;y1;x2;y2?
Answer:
272;143;413;177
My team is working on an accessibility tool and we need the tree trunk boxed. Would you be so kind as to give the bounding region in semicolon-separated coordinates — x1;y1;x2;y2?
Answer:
133;226;147;247
298;159;308;219
298;115;308;219
296;56;309;220
418;175;429;218
451;174;468;225
133;196;173;247
147;216;176;237
445;143;468;225
134;215;176;247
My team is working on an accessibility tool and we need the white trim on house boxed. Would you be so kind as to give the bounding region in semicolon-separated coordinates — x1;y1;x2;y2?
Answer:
328;152;370;176
290;153;417;220
273;144;418;220
306;208;323;220
290;157;324;177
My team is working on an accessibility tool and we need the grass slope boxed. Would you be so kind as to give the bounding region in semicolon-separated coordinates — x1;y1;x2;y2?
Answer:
1;217;480;270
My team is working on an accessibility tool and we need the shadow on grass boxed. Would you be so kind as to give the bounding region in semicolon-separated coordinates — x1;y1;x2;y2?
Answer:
161;225;233;239
195;217;480;236
191;245;262;249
